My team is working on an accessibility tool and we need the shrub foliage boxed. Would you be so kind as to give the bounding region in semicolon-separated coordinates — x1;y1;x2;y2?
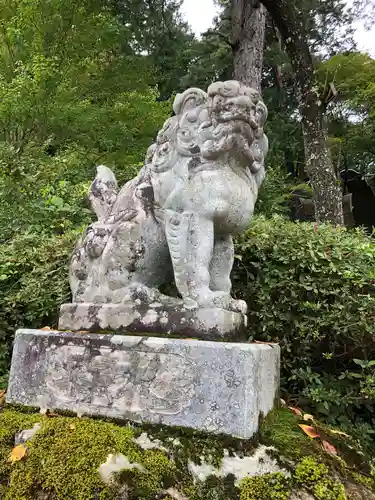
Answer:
233;216;375;447
0;230;77;386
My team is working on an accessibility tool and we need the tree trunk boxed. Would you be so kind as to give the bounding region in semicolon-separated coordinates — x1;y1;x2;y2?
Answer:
272;22;284;109
232;0;266;92
259;0;344;225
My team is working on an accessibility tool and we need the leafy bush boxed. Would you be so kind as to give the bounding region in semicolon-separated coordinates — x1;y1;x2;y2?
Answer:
233;216;375;449
0;229;79;386
254;166;293;217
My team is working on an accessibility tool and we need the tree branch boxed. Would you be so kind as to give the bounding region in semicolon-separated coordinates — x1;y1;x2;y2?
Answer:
202;30;234;48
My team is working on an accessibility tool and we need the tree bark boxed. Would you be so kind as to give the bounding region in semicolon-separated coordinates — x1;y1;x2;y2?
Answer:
232;0;266;92
259;0;344;225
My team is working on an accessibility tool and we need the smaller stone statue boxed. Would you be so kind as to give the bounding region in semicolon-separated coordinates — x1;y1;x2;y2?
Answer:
59;80;268;339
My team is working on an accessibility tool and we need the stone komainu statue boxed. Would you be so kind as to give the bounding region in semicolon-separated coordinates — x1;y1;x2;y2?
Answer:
59;80;268;339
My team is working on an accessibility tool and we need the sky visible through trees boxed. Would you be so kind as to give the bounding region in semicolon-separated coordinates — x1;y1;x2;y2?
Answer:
182;0;375;56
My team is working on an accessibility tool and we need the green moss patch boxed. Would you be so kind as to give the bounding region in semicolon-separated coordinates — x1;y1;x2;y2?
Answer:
0;407;374;499
0;410;180;500
260;408;320;461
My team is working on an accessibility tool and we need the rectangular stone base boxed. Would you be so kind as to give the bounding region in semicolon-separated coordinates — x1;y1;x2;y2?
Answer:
7;329;280;438
59;302;246;341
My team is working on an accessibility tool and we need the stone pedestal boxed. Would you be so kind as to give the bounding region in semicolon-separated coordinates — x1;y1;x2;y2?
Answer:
59;302;246;341
7;329;280;439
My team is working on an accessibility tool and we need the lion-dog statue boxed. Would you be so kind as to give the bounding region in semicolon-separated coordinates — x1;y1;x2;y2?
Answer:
59;80;268;338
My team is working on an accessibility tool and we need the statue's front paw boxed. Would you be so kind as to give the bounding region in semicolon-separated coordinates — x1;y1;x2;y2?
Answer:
228;299;247;315
212;294;247;314
190;291;247;315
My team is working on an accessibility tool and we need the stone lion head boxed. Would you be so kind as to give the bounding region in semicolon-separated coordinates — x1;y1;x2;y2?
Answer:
147;80;268;184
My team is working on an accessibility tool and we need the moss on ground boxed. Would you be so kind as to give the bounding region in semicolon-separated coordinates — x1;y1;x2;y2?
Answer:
0;410;179;500
260;408;320;462
239;472;291;499
0;406;374;499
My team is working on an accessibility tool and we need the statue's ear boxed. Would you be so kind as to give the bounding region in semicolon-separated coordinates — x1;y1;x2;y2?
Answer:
173;88;207;116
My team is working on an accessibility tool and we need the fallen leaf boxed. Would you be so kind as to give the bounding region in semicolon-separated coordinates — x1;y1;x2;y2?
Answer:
76;330;89;334
322;440;337;455
0;389;5;405
289;406;303;417
303;414;314;422
298;424;320;439
40;326;51;331
70;423;76;430
329;429;350;437
9;444;27;464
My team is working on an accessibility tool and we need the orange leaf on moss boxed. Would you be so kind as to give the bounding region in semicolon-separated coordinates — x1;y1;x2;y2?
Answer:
322;440;337;455
329;429;350;437
9;444;27;464
289;406;303;417
303;414;314;422
298;424;320;439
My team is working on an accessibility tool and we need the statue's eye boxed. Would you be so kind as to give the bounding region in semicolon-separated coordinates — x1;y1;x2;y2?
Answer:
213;95;224;107
157;143;170;156
178;128;193;142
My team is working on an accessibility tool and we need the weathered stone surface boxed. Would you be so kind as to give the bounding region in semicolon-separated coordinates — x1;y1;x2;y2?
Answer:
7;329;280;439
59;302;246;341
61;80;268;339
188;445;289;483
15;423;41;445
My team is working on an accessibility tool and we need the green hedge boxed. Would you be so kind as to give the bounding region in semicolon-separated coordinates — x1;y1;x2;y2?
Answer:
233;216;375;449
0;230;77;386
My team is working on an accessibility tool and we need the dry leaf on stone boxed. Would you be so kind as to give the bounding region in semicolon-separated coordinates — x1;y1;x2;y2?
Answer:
289;406;303;417
322;440;337;455
40;326;51;331
298;425;320;439
9;444;27;464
